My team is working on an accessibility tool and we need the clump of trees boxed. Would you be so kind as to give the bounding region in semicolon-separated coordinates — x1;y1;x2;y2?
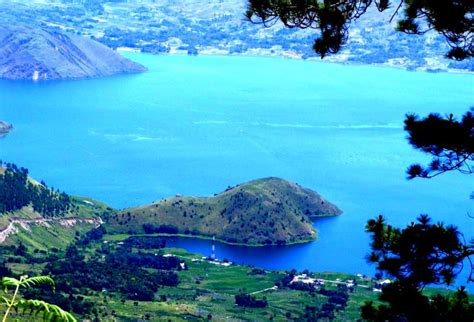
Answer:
107;249;181;271
235;293;268;308
44;246;180;302
76;226;107;246
143;223;179;234
122;236;167;249
0;162;72;216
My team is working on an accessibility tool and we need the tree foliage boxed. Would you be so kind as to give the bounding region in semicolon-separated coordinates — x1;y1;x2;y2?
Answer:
235;293;268;308
405;108;474;179
246;0;473;59
44;246;180;302
0;162;72;216
363;215;474;320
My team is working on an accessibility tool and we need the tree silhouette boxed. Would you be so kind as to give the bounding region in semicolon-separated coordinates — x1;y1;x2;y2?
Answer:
405;108;474;179
246;0;473;59
362;215;474;320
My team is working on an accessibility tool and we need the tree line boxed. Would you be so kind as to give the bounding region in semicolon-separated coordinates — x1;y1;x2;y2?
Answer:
0;162;72;216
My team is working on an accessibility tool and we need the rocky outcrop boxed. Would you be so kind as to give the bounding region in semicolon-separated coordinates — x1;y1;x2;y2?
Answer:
0;24;147;81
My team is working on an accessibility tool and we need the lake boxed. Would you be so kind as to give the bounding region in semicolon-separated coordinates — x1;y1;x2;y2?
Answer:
1;53;473;287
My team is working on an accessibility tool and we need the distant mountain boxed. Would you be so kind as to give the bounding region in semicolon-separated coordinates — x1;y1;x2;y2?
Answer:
0;24;147;81
107;177;342;246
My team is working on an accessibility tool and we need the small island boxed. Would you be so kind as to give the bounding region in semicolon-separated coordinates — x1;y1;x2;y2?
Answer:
107;177;342;246
0;120;12;137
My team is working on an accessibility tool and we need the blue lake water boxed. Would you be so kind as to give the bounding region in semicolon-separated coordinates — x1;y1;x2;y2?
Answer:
1;53;473;287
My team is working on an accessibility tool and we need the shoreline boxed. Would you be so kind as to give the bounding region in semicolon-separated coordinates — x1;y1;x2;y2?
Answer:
105;232;317;247
118;48;473;75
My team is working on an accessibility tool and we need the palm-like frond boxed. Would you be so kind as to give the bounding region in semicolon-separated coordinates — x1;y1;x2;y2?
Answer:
0;277;20;291
15;299;77;322
20;276;55;290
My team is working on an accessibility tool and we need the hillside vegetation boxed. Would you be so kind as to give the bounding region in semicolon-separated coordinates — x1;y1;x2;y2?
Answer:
107;177;341;245
0;163;110;250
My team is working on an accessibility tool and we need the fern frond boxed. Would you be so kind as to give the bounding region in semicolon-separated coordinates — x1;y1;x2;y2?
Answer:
15;299;77;322
20;276;55;290
0;295;9;305
0;277;20;291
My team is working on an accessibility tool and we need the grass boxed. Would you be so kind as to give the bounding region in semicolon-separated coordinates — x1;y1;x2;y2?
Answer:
5;223;95;252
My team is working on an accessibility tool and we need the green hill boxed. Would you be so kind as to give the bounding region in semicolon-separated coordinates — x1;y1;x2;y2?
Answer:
107;177;342;246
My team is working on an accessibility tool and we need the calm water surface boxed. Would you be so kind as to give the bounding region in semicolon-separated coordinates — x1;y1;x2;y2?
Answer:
1;53;473;286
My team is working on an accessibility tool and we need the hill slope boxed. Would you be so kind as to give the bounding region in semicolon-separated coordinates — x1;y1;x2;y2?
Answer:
0;198;107;251
107;178;342;245
0;24;147;81
0;163;109;250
